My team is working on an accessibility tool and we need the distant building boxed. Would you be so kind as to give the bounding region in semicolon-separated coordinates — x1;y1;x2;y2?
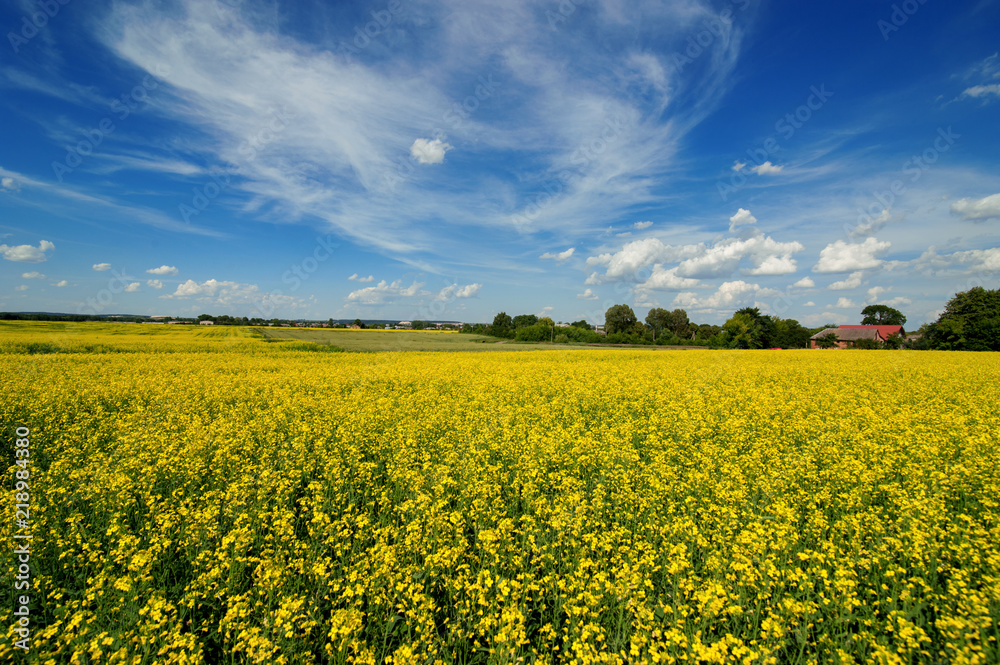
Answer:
810;324;904;349
199;320;214;325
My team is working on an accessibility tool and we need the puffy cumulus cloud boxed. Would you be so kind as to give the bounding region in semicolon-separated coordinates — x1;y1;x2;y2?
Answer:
436;283;482;300
732;161;746;172
1;177;20;192
410;138;452;165
53;280;68;287
950;193;1000;221
850;208;893;238
124;282;141;293
792;276;815;288
346;279;425;305
828;271;864;290
163;278;298;310
348;273;375;282
147;279;164;289
804;301;816;307
93;263;112;271
813;238;891;273
675;233;804;278
672;280;779;311
866;286;887;303
540;248;575;261
911;246;1000;275
21;271;46;279
1;240;54;263
751;161;783;175
633;221;653;230
728;208;757;233
835;297;856;308
576;288;599;300
585;238;702;284
147;265;178;275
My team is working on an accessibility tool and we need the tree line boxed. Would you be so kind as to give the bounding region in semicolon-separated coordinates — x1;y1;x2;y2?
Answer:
472;285;1000;350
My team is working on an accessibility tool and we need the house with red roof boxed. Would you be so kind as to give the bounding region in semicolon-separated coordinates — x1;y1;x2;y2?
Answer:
809;324;905;349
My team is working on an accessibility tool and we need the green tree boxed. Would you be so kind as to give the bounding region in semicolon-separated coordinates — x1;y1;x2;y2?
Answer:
490;312;514;338
722;312;763;349
815;332;840;349
926;286;1000;351
604;304;638;335
570;319;592;330
861;304;907;327
733;307;775;348
645;308;670;340
352;318;365;329
850;338;881;350
771;318;812;349
512;314;538;329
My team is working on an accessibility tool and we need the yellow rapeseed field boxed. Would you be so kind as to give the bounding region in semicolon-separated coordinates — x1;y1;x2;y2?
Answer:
2;322;998;664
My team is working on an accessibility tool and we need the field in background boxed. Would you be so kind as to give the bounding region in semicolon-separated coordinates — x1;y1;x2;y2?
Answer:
2;321;999;664
256;326;575;352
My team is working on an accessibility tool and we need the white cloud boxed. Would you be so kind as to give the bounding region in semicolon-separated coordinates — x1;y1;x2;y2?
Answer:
436;283;482;300
410;138;453;165
577;288;599;300
633;221;653;230
21;271;46;279
540;248;575;261
348;273;375;282
93;263;112;271
125;282;141;293
850;208;893;238
828;271;864;290
911;246;1000;275
882;296;912;307
728;208;757;233
53;280;68;287
164;278;299;310
1;177;20;192
14;285;28;291
586;238;701;284
346;280;425;305
961;84;1000;99
672;280;778;311
0;240;54;263
792;276;815;288
675;233;804;278
950;193;1000;221
751;161;783;175
147;279;164;289
804;301;815;307
813;238;891;273
866;286;886;303
835;297;856;308
732;161;746;171
147;265;179;276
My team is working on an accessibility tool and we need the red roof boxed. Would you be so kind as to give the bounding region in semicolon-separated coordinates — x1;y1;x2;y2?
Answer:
838;324;904;339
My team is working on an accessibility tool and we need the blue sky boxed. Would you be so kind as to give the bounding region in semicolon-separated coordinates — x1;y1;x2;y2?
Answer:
1;0;998;326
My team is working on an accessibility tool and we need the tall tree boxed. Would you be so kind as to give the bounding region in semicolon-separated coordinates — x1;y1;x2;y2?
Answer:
734;307;775;348
861;304;906;327
604;304;638;335
926;286;1000;351
491;312;513;338
666;309;691;337
512;314;539;329
645;308;671;340
722;312;763;349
